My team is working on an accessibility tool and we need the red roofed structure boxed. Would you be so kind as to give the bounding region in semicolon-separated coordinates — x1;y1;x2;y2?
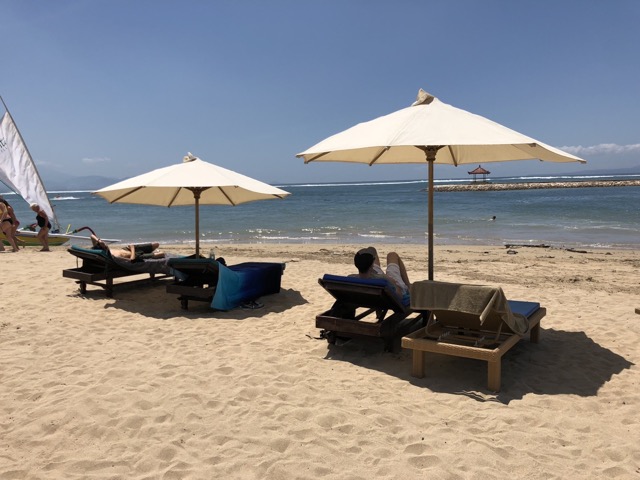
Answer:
468;165;490;183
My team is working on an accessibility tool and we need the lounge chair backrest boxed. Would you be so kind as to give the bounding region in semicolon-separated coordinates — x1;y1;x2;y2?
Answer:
411;280;534;335
68;245;118;269
320;274;408;312
69;245;112;259
167;258;220;280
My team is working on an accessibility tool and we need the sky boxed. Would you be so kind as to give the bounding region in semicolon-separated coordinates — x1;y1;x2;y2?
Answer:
2;0;640;186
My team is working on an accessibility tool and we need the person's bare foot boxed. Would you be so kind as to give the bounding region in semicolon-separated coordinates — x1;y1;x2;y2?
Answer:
39;248;50;252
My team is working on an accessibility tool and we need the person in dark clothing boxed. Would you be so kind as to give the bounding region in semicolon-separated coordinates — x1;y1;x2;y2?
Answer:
0;196;20;252
30;203;50;251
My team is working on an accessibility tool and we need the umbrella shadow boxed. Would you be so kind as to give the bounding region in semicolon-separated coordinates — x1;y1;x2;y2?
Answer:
102;283;307;320
320;327;633;404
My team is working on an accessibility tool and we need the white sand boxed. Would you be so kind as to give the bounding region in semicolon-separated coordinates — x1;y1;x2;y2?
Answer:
1;243;639;479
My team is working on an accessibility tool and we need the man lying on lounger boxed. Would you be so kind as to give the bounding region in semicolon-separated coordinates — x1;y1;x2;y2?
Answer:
351;246;411;297
91;234;165;261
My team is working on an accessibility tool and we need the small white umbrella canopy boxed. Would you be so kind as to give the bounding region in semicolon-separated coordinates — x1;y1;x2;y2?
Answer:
94;153;290;256
297;89;587;279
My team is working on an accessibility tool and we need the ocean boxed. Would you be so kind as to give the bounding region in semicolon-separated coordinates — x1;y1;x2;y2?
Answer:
3;174;639;250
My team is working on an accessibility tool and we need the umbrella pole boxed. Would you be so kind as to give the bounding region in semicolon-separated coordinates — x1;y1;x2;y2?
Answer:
419;146;439;281
428;159;434;280
193;190;201;257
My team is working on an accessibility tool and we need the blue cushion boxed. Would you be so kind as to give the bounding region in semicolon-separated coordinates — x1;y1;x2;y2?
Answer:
212;262;283;311
508;300;540;318
70;245;110;260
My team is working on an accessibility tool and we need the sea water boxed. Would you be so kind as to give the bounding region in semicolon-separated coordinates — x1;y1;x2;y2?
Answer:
3;175;639;250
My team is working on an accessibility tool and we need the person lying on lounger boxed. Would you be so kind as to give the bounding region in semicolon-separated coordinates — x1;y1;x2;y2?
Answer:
350;246;411;297
91;234;165;261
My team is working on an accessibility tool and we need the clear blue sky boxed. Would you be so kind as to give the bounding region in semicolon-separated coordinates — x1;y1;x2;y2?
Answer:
2;0;639;185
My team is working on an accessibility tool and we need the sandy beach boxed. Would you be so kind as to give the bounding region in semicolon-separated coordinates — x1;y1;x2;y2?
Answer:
1;243;639;479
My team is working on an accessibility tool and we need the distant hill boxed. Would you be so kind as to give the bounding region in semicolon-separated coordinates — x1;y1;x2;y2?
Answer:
37;163;640;192
38;166;122;192
45;175;122;191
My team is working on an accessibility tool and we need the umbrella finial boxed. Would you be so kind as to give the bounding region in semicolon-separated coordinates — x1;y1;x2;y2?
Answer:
412;89;435;106
183;152;197;163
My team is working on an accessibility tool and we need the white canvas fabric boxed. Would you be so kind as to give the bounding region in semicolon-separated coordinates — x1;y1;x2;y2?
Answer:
95;154;289;206
94;153;290;256
297;90;586;166
0;112;58;226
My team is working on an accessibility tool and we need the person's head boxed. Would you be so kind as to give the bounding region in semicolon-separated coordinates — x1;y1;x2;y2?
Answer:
30;203;39;212
354;246;377;274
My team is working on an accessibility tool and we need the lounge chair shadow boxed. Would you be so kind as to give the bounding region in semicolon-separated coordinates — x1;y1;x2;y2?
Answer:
65;277;173;302
320;327;633;404
104;286;307;320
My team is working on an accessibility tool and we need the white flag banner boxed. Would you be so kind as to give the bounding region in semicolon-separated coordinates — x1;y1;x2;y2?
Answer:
0;111;57;226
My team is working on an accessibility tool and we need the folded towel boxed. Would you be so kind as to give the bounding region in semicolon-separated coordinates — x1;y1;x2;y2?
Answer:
410;280;529;335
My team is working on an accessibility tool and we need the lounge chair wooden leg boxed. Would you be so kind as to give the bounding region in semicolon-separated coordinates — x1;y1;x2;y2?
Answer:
487;360;501;392
530;323;540;343
180;297;188;310
411;350;425;378
79;281;87;294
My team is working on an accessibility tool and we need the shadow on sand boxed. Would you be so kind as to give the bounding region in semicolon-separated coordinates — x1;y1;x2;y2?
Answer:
319;327;634;404
71;279;307;320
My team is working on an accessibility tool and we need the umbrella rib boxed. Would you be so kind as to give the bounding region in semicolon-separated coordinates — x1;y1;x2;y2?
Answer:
303;152;330;163
218;187;237;206
109;186;145;203
368;147;390;166
446;145;459;166
166;188;182;207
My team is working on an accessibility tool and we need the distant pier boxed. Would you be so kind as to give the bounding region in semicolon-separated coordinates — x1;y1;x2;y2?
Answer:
433;179;640;192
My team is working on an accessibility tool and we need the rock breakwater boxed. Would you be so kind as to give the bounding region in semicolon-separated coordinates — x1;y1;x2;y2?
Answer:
433;180;640;192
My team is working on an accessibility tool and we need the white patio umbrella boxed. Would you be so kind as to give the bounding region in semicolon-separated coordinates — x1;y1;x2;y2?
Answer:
94;153;290;256
297;89;587;280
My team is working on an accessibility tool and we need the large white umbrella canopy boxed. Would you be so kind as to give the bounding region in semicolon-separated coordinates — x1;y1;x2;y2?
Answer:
94;153;290;256
297;89;587;279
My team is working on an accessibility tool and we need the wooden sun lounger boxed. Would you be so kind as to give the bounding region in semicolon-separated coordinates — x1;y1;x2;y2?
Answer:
316;274;425;352
63;246;171;297
166;258;285;310
165;258;220;309
401;280;545;392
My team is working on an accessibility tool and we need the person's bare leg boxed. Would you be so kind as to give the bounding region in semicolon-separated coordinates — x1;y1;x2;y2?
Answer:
38;228;50;251
387;252;411;287
2;224;19;251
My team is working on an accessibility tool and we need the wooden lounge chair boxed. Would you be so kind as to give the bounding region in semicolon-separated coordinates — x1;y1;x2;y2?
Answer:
402;280;545;391
166;258;285;310
316;274;425;352
165;258;221;309
63;246;172;297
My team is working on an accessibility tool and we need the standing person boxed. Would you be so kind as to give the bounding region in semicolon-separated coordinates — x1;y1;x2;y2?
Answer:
0;196;20;252
30;203;50;251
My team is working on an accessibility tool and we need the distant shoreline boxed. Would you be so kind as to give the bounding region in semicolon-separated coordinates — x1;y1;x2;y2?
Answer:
433;179;640;192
